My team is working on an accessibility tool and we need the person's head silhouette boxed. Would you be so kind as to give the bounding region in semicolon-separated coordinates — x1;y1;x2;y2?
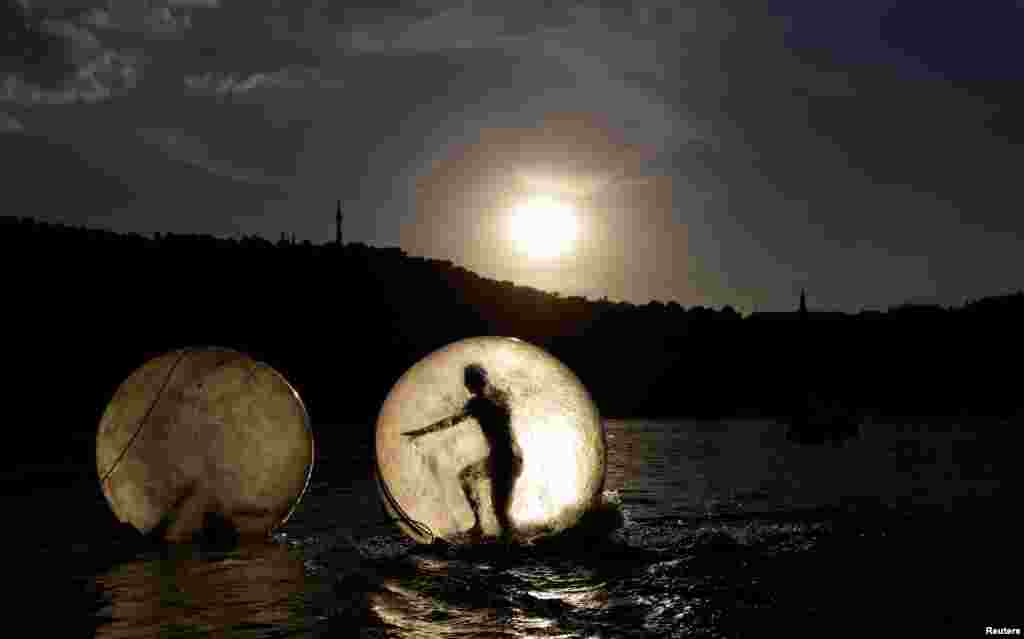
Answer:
464;363;488;396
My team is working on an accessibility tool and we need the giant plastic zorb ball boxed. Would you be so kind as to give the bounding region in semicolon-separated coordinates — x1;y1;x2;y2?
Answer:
375;336;606;545
96;348;314;543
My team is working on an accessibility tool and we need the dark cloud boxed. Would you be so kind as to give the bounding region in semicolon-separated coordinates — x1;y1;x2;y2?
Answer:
316;0;440;26
169;2;320;75
2;47;144;104
83;4;193;39
876;2;1024;81
0;1;157;105
707;2;1024;245
963;80;1024;145
11;102;291;236
4;0;1021;310
1;0;78;88
2;130;137;219
629;0;1023;309
1;110;25;131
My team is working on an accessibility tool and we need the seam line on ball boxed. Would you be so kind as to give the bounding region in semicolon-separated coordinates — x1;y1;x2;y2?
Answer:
375;452;435;543
100;349;190;485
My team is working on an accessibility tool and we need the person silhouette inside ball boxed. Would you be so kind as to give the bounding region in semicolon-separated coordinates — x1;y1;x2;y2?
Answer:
402;363;523;541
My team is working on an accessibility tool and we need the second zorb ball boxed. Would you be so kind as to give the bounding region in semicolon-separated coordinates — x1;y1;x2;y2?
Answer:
375;336;606;545
96;348;314;542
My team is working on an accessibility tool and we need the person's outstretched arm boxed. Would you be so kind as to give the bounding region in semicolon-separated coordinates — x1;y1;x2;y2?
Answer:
403;409;470;439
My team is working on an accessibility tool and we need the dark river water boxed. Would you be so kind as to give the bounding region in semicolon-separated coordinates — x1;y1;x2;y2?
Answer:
15;418;1016;637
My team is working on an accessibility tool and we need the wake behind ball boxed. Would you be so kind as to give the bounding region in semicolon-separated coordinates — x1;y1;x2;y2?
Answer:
375;336;606;545
97;348;314;543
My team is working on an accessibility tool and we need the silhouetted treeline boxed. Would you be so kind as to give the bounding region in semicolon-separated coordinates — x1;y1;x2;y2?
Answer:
3;216;1020;466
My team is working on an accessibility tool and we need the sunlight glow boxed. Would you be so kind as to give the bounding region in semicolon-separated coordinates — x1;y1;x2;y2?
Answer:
509;195;578;259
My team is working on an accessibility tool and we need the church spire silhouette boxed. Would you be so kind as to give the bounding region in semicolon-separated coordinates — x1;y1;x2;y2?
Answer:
335;200;343;247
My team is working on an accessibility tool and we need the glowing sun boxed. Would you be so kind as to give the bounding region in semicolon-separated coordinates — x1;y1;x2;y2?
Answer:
509;195;578;259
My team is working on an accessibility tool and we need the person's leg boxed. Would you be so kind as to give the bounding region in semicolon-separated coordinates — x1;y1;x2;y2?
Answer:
489;454;522;540
458;460;487;538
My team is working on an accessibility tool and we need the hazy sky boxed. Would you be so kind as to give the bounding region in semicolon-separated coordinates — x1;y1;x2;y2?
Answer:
3;0;1022;312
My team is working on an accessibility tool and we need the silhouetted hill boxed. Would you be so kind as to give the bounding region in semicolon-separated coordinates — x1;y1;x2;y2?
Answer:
3;216;1020;467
